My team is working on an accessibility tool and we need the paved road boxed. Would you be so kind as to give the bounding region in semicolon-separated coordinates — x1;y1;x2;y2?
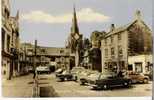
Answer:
38;73;152;97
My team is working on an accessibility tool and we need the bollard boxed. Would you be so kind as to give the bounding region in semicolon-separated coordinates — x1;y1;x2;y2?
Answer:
32;72;40;97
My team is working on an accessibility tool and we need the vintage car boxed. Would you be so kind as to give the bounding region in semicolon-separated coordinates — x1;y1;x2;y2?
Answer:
88;71;132;90
79;70;100;85
71;67;85;81
55;68;64;76
56;67;85;82
144;70;153;81
128;72;149;84
56;70;76;81
36;66;50;74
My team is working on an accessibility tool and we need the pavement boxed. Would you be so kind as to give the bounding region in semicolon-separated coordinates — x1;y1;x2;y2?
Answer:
2;74;34;98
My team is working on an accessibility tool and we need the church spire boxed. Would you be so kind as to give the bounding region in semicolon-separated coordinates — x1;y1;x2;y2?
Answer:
71;5;79;34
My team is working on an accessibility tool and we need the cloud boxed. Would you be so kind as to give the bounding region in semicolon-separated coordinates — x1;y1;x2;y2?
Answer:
21;8;111;24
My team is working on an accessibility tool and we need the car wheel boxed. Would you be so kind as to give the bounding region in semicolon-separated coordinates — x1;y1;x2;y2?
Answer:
143;78;148;84
123;82;129;87
102;84;108;90
60;78;64;81
74;76;77;81
79;81;85;85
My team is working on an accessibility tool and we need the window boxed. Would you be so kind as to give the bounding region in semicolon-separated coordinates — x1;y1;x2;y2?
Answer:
111;47;114;55
105;49;108;58
111;36;113;43
41;49;46;53
2;29;5;50
60;50;64;54
118;33;121;40
118;45;123;55
7;35;10;52
104;39;107;45
128;64;133;71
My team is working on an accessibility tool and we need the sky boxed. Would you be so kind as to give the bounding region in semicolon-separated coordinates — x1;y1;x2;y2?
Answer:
10;0;152;47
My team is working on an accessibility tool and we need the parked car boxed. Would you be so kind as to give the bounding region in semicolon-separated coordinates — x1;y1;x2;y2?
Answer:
36;66;50;74
128;72;149;84
55;68;63;76
56;70;76;81
88;71;132;90
27;66;34;73
144;70;153;81
79;70;100;85
71;67;85;81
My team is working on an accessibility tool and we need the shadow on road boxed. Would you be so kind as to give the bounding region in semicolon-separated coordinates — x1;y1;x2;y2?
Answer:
38;82;49;85
40;86;59;97
39;78;48;80
28;81;34;84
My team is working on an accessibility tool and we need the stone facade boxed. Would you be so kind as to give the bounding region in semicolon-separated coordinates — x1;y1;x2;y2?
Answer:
101;10;152;73
1;0;20;80
20;43;71;71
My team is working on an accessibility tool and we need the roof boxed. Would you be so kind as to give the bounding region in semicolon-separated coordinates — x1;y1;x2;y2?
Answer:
39;47;71;56
105;19;152;38
105;20;137;37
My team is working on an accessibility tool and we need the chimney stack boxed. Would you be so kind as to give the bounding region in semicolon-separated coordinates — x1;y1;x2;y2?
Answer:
110;24;115;31
135;10;141;20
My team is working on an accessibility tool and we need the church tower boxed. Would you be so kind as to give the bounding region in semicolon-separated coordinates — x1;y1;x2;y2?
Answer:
67;5;82;53
66;5;83;67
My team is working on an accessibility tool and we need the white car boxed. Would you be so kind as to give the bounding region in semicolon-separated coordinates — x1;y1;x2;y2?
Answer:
36;66;50;74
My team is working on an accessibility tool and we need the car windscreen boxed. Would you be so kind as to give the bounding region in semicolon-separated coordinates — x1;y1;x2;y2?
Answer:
99;72;116;79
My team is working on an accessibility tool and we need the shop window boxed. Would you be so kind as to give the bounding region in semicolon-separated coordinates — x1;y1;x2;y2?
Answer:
135;62;142;73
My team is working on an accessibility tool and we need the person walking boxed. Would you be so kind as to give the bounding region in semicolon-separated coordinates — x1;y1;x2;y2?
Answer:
33;69;36;79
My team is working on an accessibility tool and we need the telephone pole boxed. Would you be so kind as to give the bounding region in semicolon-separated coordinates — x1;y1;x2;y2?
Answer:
33;40;37;72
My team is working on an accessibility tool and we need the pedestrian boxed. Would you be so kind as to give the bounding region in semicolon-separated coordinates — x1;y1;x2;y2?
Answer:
118;70;123;77
33;69;36;79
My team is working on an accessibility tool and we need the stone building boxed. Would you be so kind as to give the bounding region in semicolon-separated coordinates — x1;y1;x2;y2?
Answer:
101;10;152;73
20;43;71;71
1;0;20;80
66;6;83;67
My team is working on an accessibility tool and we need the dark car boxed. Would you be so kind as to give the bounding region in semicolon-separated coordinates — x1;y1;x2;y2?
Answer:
88;71;132;90
56;70;76;81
